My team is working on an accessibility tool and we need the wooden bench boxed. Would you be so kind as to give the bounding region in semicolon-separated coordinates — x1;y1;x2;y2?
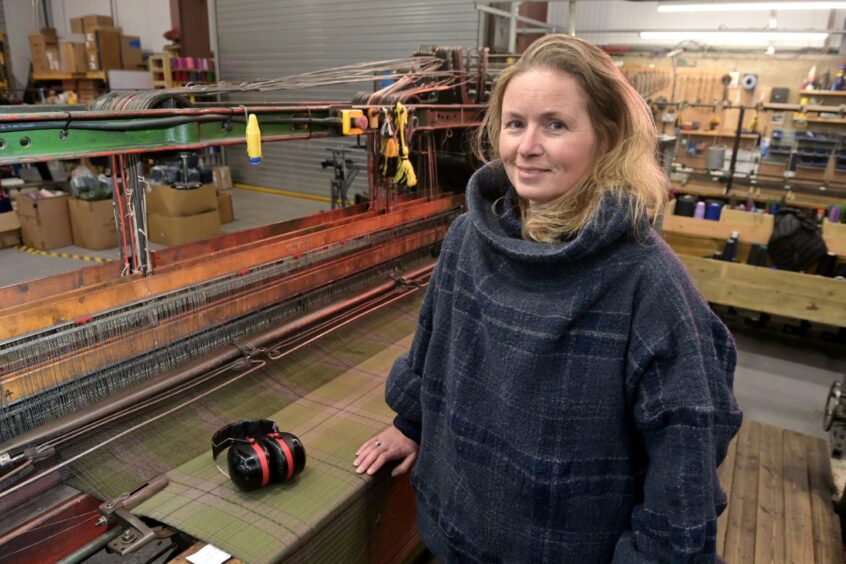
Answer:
718;420;843;563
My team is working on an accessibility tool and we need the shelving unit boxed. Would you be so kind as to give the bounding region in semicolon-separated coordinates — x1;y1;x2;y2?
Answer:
148;54;173;88
680;130;760;140
801;89;846;97
149;54;215;89
32;71;107;81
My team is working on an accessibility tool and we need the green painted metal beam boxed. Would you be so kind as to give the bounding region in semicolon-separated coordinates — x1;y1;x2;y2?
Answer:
0;107;339;164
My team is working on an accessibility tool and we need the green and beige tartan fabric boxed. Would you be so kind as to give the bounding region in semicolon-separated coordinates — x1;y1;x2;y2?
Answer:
135;326;421;562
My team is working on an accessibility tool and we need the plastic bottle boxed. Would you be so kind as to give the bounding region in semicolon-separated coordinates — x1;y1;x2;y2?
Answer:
693;201;706;219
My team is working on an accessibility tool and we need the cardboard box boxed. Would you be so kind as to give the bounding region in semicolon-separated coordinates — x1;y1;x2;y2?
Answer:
28;28;58;48
29;29;61;73
147;210;221;246
85;28;122;71
82;14;114;32
70;17;84;34
16;193;72;250
212;166;232;190
68;198;119;250
60;42;87;73
147;183;217;217
217;190;234;224
0;211;21;248
121;35;143;69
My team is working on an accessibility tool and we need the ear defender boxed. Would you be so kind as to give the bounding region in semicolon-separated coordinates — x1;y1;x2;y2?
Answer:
212;420;306;491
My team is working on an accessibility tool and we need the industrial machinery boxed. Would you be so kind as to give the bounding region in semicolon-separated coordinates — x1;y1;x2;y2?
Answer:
0;47;490;562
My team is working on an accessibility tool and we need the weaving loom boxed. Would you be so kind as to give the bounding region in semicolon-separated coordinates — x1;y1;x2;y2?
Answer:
0;47;492;562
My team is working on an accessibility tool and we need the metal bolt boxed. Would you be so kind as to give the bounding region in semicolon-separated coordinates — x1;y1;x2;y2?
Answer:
96;517;108;527
121;529;137;542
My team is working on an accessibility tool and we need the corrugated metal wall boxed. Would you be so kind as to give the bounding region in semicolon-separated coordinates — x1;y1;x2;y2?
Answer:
215;0;480;198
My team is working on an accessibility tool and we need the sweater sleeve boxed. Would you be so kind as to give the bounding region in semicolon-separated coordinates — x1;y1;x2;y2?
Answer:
613;310;742;564
385;214;464;443
384;269;437;444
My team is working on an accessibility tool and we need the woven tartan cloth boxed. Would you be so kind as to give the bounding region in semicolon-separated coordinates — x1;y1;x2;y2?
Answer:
135;329;420;563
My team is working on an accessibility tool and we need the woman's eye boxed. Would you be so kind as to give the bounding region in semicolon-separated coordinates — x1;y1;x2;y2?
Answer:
504;120;523;129
549;120;566;130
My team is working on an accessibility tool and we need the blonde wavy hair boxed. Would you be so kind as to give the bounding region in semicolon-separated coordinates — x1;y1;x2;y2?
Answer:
473;35;668;243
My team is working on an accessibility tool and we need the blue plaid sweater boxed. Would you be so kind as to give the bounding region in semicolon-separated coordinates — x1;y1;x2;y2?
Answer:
386;163;742;563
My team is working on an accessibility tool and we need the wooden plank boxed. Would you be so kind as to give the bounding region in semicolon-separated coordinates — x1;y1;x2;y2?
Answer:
717;434;739;557
783;431;815;563
807;438;844;564
679;256;846;327
754;424;785;564
672;180;846;211
680;129;760;140
724;421;761;563
662;214;774;247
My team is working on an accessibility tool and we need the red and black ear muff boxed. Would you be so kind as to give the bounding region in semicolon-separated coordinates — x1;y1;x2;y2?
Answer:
212;419;306;491
263;432;307;482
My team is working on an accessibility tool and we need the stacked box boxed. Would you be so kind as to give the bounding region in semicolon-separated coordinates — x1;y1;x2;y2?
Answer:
16;193;72;250
82;15;113;32
69;198;119;250
121;35;143;69
29;28;61;73
146;183;221;246
60;42;87;73
84;27;122;72
0;211;21;248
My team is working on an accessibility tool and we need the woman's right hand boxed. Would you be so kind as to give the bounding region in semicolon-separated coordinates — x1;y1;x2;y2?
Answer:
353;425;419;477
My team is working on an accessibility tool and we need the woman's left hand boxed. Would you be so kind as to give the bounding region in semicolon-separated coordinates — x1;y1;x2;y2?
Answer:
353;425;419;476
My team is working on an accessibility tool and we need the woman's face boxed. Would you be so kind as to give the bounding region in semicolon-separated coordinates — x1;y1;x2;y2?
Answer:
499;68;599;207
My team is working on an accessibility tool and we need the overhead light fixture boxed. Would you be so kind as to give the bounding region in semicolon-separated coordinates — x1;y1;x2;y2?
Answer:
640;31;828;45
658;2;846;13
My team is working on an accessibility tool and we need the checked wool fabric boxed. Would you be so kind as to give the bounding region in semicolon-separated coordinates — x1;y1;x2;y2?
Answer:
134;324;422;562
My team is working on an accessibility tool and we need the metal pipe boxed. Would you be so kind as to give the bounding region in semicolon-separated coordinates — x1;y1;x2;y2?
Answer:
569;0;576;37
475;3;556;34
726;105;746;193
509;2;520;55
56;527;122;564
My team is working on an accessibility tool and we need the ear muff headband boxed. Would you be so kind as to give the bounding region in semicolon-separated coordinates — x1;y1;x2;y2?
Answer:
212;419;278;461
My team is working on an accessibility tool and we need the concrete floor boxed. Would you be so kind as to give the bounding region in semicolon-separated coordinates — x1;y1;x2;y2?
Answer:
2;188;844;442
729;322;846;439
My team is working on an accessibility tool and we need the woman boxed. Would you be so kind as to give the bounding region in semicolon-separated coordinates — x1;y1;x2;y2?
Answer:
354;34;741;563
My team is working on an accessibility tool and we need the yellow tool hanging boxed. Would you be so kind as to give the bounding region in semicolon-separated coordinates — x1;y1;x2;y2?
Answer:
246;113;262;165
393;102;417;188
380;109;399;178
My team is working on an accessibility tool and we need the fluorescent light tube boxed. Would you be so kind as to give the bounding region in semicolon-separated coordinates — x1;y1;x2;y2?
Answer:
658;2;846;12
640;31;828;45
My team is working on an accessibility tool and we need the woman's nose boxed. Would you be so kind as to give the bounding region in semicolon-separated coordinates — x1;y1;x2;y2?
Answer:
517;125;543;157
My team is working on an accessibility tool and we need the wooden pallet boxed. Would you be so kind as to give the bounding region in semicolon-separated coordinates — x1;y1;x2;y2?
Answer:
718;420;843;563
